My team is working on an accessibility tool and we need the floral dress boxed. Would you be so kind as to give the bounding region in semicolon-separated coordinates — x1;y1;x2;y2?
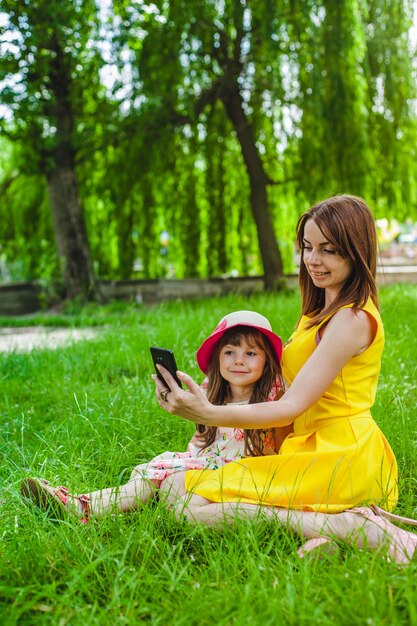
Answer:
131;388;279;482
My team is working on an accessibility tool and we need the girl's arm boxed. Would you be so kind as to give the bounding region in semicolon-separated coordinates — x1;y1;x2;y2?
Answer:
273;423;294;452
155;308;374;429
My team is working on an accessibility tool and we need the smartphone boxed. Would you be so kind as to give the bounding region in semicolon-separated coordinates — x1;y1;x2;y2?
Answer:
150;347;183;389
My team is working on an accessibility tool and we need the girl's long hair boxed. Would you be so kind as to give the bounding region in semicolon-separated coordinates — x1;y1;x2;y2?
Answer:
296;194;378;327
195;326;284;456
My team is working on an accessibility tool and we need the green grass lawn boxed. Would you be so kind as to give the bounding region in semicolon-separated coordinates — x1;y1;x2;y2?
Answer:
1;285;417;625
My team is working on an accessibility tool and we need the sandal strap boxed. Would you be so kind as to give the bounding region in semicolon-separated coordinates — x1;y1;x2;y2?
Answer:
371;505;417;528
53;486;70;506
53;486;91;523
78;494;91;524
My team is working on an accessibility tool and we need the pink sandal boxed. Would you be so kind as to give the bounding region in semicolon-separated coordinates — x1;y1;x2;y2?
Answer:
21;477;91;524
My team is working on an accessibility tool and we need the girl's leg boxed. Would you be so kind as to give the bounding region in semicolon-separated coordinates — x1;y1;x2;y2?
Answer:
21;475;160;520
87;476;160;516
158;471;188;508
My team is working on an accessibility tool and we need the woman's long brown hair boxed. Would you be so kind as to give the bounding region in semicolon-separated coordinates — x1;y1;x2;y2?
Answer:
296;194;378;328
195;326;284;456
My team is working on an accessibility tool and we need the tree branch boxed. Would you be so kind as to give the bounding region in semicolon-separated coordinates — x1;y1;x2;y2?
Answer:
172;80;222;126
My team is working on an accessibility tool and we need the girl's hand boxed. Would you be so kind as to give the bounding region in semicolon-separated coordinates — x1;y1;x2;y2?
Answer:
153;366;214;424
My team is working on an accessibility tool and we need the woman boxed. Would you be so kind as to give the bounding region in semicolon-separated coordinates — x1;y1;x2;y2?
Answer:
154;195;416;564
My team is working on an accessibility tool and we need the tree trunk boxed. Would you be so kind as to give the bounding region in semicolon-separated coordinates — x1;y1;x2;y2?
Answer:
220;80;284;289
46;35;99;301
47;162;98;300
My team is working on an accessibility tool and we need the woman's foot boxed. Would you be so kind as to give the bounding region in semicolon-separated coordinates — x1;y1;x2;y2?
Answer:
21;477;90;523
297;537;340;561
351;507;417;565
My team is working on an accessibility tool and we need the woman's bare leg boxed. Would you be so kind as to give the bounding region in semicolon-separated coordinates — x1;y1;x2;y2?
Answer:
176;496;378;540
170;494;416;561
171;494;331;531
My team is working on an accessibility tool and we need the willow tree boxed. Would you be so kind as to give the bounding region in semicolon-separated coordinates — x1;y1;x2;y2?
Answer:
1;1;415;289
0;0;103;299
110;0;416;287
112;0;289;288
365;1;417;216
294;0;417;209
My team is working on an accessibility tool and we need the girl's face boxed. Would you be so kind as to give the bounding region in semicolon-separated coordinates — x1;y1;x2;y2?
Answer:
219;337;266;391
302;219;353;301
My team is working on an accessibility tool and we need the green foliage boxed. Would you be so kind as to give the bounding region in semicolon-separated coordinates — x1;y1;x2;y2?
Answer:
0;0;106;295
0;0;103;166
0;139;58;281
1;287;417;623
0;1;416;286
321;0;371;193
364;1;417;216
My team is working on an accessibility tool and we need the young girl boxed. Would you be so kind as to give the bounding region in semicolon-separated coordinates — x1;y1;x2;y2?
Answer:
154;195;417;565
21;310;285;522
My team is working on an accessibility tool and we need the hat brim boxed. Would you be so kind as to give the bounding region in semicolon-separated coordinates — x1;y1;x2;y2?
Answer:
196;323;283;374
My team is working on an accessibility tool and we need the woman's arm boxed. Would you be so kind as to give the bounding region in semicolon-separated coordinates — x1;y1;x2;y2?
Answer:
155;308;374;429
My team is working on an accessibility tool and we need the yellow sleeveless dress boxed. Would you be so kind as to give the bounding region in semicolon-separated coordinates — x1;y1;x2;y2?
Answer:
184;298;398;513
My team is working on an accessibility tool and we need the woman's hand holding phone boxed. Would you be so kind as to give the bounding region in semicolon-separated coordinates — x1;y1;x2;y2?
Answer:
152;364;214;424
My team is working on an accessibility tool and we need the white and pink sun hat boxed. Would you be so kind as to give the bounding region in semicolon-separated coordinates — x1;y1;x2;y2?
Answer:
196;310;283;374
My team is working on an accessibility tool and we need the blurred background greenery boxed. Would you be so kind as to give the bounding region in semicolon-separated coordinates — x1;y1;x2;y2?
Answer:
0;0;416;298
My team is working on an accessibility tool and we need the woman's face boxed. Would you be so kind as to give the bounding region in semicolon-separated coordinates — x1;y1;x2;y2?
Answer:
302;219;353;298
